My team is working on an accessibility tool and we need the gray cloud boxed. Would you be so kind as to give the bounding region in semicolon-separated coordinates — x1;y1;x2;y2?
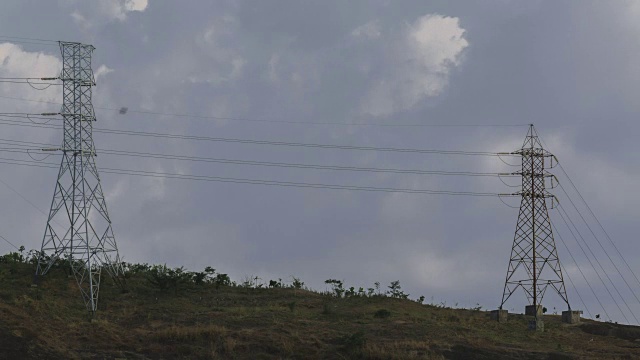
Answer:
0;0;639;323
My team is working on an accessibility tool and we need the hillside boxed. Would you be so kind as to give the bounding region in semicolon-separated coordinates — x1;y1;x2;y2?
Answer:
1;253;640;359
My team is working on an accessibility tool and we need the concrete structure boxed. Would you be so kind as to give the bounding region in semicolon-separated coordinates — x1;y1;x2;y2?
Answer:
528;319;544;331
562;310;581;324
490;309;508;322
525;304;543;317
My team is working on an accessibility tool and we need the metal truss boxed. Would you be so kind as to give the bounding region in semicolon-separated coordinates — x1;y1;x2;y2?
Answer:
500;125;570;313
35;42;122;315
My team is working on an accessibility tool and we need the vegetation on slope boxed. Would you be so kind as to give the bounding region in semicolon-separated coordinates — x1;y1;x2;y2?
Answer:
1;250;640;359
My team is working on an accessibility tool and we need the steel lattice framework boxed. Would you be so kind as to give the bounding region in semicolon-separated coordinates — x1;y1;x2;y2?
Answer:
35;42;122;315
500;125;570;313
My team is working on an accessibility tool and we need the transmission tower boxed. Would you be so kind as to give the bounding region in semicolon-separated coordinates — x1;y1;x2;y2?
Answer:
35;42;122;315
499;125;570;325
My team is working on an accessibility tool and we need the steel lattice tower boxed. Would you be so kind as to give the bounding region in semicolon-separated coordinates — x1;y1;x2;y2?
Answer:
500;125;569;316
35;42;122;315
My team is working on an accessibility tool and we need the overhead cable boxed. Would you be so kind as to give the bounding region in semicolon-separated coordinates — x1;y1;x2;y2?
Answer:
0;156;516;198
0;94;530;128
0;117;518;157
556;204;635;324
552;221;598;319
557;162;640;290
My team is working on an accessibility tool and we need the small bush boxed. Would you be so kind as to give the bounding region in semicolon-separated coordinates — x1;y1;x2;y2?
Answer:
191;272;207;285
291;277;304;289
287;301;297;313
325;279;345;298
447;315;460;323
387;280;409;299
147;264;191;294
341;331;367;354
322;301;335;315
374;309;391;319
213;273;232;288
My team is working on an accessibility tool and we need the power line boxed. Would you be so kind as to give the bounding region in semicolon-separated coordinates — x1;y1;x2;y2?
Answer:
0;35;59;49
0;233;19;251
4;147;520;177
100;149;519;177
0;174;53;220
0;39;58;47
94;128;513;156
556;204;635;324
0;76;58;79
557;181;640;318
0;117;517;157
0;94;530;128
555;207;615;322
0;140;520;178
560;262;593;319
0;79;60;90
0;117;62;131
557;162;640;290
106;107;529;128
0;35;58;43
0;156;515;198
0;94;59;105
0;172;67;249
532;126;640;324
0;80;59;85
0;113;59;118
553;221;598;320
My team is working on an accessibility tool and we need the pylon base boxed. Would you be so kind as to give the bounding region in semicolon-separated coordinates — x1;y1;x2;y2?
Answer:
562;310;581;324
491;309;508;322
528;319;544;331
525;304;543;317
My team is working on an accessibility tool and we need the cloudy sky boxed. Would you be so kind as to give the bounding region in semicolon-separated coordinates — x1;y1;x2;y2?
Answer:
1;1;640;323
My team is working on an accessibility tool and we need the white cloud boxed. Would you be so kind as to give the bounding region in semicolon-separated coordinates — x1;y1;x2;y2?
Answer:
191;16;247;84
70;10;90;30
0;43;61;79
99;0;148;21
124;0;148;12
267;54;280;82
67;0;149;28
94;64;114;81
351;20;381;40
361;14;469;117
0;43;62;110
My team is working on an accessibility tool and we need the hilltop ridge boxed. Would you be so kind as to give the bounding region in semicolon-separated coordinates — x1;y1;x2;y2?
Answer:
1;254;639;359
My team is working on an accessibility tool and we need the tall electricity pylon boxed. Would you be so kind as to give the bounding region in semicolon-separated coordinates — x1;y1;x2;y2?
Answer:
500;125;569;318
35;42;122;315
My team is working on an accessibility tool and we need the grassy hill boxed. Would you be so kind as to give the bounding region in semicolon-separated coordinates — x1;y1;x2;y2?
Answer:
1;252;640;359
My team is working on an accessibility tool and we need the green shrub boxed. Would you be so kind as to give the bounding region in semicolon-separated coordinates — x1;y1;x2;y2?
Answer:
147;264;191;294
290;277;304;289
374;309;391;319
341;331;366;355
325;279;345;298
387;280;409;299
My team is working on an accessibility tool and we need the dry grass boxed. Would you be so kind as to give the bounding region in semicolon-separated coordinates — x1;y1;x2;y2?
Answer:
154;324;227;342
363;340;445;360
0;261;639;359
